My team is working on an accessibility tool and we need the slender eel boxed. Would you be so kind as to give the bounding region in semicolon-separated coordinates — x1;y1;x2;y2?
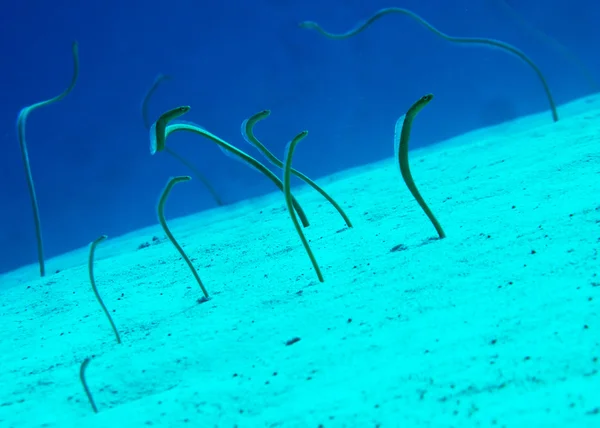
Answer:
157;176;210;300
79;357;98;413
151;107;310;228
142;73;172;129
150;106;191;155
283;131;324;282
17;41;79;277
242;110;352;228
300;7;558;122
88;235;121;344
142;76;223;206
490;0;597;91
395;94;445;239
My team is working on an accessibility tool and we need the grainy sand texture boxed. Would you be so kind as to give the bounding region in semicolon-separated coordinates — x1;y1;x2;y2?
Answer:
1;94;598;427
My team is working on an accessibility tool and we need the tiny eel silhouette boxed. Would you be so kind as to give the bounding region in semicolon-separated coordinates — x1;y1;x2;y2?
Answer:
395;94;446;239
17;41;79;276
283;130;325;282
300;7;558;122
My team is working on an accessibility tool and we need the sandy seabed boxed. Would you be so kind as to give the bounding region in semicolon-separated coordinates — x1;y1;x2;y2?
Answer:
0;94;599;427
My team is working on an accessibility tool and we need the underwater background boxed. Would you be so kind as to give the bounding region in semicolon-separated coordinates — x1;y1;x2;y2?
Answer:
1;0;599;275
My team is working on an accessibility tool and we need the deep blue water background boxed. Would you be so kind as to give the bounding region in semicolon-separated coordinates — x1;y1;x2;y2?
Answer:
1;0;598;275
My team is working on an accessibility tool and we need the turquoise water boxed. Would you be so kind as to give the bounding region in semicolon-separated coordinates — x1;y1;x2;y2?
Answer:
1;2;599;426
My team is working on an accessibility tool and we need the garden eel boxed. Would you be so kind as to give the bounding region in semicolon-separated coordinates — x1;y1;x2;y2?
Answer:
142;74;223;206
241;109;353;228
87;235;121;344
151;107;311;228
157;175;210;299
142;73;172;130
150;106;190;155
489;0;597;90
17;41;79;277
283;131;324;282
79;357;97;413
395;94;445;239
300;7;558;122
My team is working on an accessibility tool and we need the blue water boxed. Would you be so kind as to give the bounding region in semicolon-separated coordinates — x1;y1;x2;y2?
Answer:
1;0;598;275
